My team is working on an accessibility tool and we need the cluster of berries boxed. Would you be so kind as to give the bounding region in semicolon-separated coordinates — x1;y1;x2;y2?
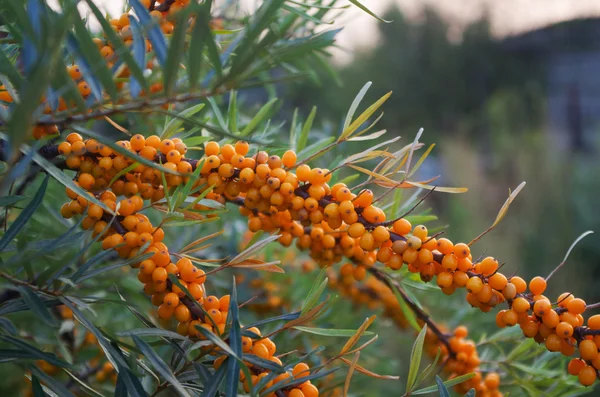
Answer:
58;134;321;396
55;130;600;391
329;267;501;396
0;0;199;144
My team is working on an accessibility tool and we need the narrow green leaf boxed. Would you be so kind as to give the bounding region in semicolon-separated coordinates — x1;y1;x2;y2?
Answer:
393;288;420;332
0;335;70;368
411;373;475;395
163;8;191;95
199;363;226;397
227;90;238;133
343;82;371;132
225;279;242;397
348;0;392;23
162;104;205;139
0;175;48;252
0;195;26;207
71;125;180;176
18;287;58;327
29;151;114;214
293;326;374;338
405;324;427;393
241;98;278;136
132;335;190;397
297;106;316;152
30;366;76;397
242;354;285;373
31;374;47;397
300;267;328;315
117;329;188;341
436;375;451;397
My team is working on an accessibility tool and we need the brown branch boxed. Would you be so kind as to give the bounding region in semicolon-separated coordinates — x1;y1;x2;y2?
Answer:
34;88;227;126
367;267;453;357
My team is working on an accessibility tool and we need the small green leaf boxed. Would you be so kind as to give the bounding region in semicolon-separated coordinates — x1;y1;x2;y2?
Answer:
405;324;427;394
436;375;451;397
18;287;58;327
300;266;328;315
293;326;374;337
132;335;191;397
117;329;188;341
411;373;476;395
71;125;180;176
0;195;25;207
343;82;371;132
30;366;76;397
0;335;70;368
162;103;205;139
31;374;47;397
0;175;48;252
163;8;191;95
297;106;316;152
241;98;279;136
348;0;392;23
29;152;115;214
199;363;226;397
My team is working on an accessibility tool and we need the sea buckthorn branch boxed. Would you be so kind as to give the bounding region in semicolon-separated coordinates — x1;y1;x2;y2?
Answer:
367;267;452;355
52;134;326;397
327;266;501;395
20;124;600;393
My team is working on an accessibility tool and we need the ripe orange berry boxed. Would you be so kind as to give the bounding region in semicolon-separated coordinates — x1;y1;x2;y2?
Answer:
503;310;518;326
412;225;428;241
489;272;508;291
163;292;179;307
372;226;390;242
556;321;574;337
580;339;598;361
533;299;551;316
78;81;91;97
157;303;174;320
301;383;319;397
512;297;531;313
282;150;297;168
545;333;562;352
578;365;597;386
529;276;547;295
466;277;483;294
567;298;586;315
152;267;168;284
392;218;412;236
292;362;310;377
588;315;600;330
480;257;498;276
78;173;95;190
58;142;72;155
484;372;500;389
174;305;191;322
568;358;586;375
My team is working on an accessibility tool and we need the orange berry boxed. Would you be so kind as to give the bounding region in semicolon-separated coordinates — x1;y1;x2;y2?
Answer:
578;365;597;386
567;298;586;315
512;297;531;314
580;339;598;361
568;358;586;375
529;276;547;295
556;321;574;337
